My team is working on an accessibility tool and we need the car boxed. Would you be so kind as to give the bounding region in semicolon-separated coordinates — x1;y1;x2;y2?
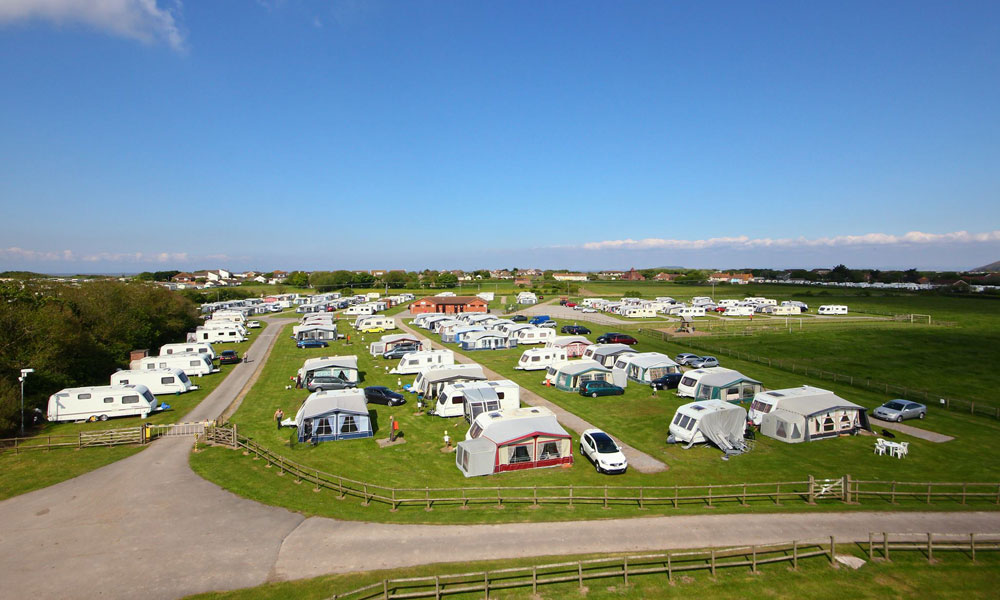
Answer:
269;305;283;312
247;320;261;328
382;344;421;360
561;324;591;335
566;302;577;308
559;299;568;306
873;400;926;422
595;333;637;345
581;308;597;313
364;386;407;406
510;315;528;322
688;356;719;368
306;376;355;392
578;380;625;398
360;327;386;334
650;373;683;390
297;339;329;349
674;353;700;366
219;350;241;365
539;320;557;329
579;428;628;474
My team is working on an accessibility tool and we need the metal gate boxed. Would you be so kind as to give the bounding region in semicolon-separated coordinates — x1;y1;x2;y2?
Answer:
146;420;214;440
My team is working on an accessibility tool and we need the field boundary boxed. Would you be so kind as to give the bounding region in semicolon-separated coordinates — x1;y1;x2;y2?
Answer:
0;422;214;454
639;329;1000;420
327;532;1000;600
204;427;1000;511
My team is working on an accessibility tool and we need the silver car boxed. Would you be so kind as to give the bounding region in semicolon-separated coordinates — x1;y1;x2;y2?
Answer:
873;400;926;422
688;356;719;368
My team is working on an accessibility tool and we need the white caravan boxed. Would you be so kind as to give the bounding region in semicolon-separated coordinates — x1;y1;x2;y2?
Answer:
622;306;657;318
433;380;519;419
390;349;455;374
514;326;556;345
818;305;848;315
676;306;706;318
210;310;246;324
515;347;568;370
748;385;833;426
676;367;741;398
47;385;159;422
410;364;486;398
193;326;247;344
722;306;754;317
160;342;217;360
110;368;197;395
771;305;801;316
139;352;219;376
344;304;375;316
667;400;747;453
355;315;397;332
691;296;713;306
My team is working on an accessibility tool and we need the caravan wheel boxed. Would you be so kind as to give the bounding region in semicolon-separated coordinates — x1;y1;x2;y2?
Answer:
99;414;108;422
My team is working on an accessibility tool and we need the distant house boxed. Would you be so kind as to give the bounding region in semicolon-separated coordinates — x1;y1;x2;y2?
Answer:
553;272;588;282
172;272;195;283
624;268;645;281
410;296;489;315
516;291;538;305
514;277;533;286
599;271;625;280
654;272;681;281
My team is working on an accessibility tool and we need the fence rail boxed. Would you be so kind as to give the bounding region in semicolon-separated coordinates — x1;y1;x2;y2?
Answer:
637;329;999;420
205;427;1000;512
0;421;217;455
327;532;998;600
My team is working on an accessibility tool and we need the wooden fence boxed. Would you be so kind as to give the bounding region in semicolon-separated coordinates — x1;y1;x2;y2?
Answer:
0;426;146;454
637;329;1000;420
205;427;1000;511
327;532;999;600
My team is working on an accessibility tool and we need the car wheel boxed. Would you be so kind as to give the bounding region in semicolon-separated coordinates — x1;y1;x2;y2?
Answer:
591;392;599;398
595;462;602;473
896;415;903;423
99;414;108;421
315;387;323;392
919;412;925;419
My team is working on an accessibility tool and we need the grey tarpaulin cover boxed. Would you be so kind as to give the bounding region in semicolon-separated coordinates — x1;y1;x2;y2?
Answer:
688;403;748;454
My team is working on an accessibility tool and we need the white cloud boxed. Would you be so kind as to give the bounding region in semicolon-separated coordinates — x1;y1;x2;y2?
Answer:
1;248;193;264
0;0;186;52
0;247;74;261
579;230;1000;251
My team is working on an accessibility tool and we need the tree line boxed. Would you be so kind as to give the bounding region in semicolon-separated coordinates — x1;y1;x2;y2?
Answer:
0;280;199;436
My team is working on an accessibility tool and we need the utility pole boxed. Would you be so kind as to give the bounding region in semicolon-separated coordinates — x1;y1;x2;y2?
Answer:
19;369;34;435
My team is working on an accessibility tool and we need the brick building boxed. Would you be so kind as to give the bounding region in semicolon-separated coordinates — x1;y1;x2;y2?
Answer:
409;296;489;315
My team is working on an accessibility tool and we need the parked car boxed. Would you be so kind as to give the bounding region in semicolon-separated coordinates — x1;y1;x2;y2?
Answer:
566;302;577;308
297;339;329;349
579;380;625;398
650;373;683;390
688;356;719;368
539;320;557;329
219;350;241;365
306;376;355;392
561;325;591;335
579;428;628;474
247;320;261;328
364;386;407;406
383;344;420;359
510;315;528;322
596;333;637;345
873;400;926;422
581;308;597;313
674;353;700;366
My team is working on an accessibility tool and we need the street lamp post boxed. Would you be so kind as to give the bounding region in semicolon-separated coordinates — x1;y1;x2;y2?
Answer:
19;368;34;435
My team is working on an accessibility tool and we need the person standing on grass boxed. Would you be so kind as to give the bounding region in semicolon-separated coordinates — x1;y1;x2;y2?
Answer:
274;408;284;429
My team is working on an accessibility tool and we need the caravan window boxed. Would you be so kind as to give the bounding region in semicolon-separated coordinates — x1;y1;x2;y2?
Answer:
122;395;140;404
78;393;92;400
531;355;540;362
510;445;532;463
190;360;201;367
315;419;332;436
341;416;358;433
119;379;129;385
104;397;114;404
750;399;772;414
791;423;802;440
469;423;484;439
451;395;464;405
496;392;505;400
161;377;175;384
539;441;560;460
823;416;835;432
678;415;693;430
680;376;696;387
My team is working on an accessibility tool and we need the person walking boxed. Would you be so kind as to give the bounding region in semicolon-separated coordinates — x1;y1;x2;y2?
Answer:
274;408;284;429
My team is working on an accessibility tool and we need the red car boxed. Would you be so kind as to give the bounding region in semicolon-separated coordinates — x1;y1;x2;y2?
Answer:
566;302;577;307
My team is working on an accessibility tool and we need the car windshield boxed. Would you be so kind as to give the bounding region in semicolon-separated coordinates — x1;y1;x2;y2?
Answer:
884;401;906;410
591;433;619;453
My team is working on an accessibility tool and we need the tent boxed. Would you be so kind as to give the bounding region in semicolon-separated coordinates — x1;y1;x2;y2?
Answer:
369;334;425;356
760;393;870;443
292;324;339;341
456;407;573;477
298;356;360;383
552;359;612;391
546;336;592;358
460;331;516;351
624;353;681;384
294;390;372;443
668;400;748;455
583;344;637;367
692;370;763;403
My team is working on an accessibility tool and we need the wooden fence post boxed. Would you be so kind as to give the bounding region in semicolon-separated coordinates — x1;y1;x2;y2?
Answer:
842;474;850;503
808;475;815;504
792;540;798;569
532;566;537;594
710;549;716;577
578;561;583;589
623;556;629;585
569;485;573;508
971;533;976;562
927;533;933;563
434;575;440;600
751;545;757;574
829;536;835;565
868;533;873;561
484;571;489;600
884;532;890;561
382;579;388;600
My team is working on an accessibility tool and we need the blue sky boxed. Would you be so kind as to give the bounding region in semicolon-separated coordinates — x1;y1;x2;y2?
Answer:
1;0;998;273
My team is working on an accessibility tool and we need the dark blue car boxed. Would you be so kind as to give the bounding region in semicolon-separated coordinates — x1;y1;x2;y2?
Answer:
651;373;683;390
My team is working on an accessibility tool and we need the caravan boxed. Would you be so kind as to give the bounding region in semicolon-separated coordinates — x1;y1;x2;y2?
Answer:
410;364;487;398
818;305;849;315
390;349;455;374
140;353;218;376
677;367;740;398
621;353;680;384
514;326;555;345
160;342;217;360
433;380;519;419
545;336;591;358
192;325;247;344
298;356;360;384
355;315;397;333
667;400;748;454
753;386;870;442
110;368;197;395
516;347;568;370
457;407;572;477
47;385;160;422
459;331;516;351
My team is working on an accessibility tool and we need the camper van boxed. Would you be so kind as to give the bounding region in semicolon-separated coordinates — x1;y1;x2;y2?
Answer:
160;342;217;360
818;305;848;315
667;400;748;453
47;385;160;422
390;349;455;374
516;347;568;370
676;367;741;398
433;380;519;419
140;353;218;376
110;368;197;395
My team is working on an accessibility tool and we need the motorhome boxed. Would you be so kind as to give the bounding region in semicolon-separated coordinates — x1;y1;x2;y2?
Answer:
516;347;568;370
390;349;455;374
433;380;519;419
667;400;748;454
160;342;217;360
47;385;160;422
139;353;218;376
818;305;848;315
110;368;197;395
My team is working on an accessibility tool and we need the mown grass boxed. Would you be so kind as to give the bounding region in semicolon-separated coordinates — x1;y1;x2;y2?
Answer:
187;543;1000;600
0;322;267;500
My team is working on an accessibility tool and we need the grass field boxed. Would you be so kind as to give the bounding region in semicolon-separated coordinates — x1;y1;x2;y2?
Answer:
0;323;267;501
190;305;1000;524
186;542;1000;600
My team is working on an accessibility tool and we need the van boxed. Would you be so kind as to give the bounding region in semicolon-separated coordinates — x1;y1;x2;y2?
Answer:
529;315;551;325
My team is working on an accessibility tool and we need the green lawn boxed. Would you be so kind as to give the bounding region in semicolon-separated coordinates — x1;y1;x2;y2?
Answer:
186;543;1000;600
0;322;267;500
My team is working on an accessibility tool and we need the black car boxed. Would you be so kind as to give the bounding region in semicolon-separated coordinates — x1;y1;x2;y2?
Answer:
383;344;420;360
596;333;638;345
510;315;528;322
307;376;355;392
561;325;591;335
650;373;683;390
364;386;406;406
219;350;241;365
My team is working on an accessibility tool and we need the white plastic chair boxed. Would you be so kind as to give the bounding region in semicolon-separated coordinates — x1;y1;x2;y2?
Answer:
894;441;909;459
874;439;887;456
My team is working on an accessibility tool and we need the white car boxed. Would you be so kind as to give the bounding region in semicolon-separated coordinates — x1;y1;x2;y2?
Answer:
247;320;261;328
579;428;628;474
581;308;597;313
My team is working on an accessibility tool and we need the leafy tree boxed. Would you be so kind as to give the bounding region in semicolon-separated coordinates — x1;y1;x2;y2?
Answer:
385;271;408;288
436;273;458;288
352;272;375;286
285;271;310;288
